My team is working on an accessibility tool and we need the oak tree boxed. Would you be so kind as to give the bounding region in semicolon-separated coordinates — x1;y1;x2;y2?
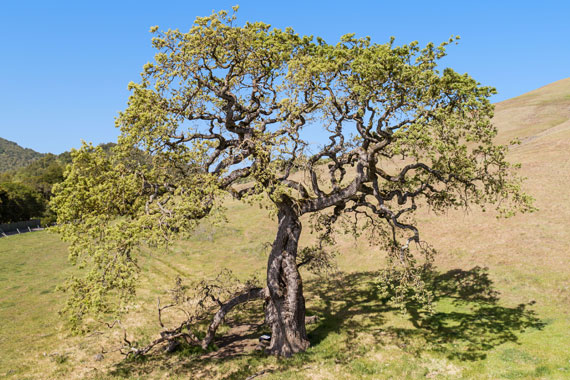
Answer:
52;9;533;357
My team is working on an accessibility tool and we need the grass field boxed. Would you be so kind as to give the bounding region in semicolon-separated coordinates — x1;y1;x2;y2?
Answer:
1;78;569;379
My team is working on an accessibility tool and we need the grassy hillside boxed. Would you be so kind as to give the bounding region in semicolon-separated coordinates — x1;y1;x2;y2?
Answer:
0;137;45;173
492;77;570;144
1;78;570;379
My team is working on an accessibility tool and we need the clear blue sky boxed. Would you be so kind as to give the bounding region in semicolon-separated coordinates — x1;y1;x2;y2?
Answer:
1;0;568;154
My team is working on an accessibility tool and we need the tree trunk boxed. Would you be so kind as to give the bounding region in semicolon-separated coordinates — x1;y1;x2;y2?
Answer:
265;204;309;357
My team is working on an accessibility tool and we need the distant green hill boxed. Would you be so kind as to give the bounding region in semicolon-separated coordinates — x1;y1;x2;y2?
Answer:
0;137;45;173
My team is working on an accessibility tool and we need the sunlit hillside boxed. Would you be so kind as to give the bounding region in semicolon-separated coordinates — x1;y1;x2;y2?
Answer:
493;77;570;144
1;78;569;379
0;137;44;173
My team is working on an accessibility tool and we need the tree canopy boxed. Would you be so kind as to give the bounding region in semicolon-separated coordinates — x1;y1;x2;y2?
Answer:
51;8;533;357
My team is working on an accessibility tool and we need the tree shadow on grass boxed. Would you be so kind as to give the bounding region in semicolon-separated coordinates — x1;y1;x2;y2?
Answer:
109;302;269;379
110;266;544;378
306;266;545;361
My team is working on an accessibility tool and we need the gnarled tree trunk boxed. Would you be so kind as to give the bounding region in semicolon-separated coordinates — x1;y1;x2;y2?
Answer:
265;204;309;357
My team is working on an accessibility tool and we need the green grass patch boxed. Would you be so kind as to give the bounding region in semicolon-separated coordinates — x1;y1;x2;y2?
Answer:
1;198;570;379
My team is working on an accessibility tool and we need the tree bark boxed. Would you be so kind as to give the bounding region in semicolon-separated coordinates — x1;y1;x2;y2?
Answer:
265;204;309;357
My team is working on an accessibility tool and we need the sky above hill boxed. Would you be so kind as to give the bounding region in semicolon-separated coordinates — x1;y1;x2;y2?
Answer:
1;0;568;154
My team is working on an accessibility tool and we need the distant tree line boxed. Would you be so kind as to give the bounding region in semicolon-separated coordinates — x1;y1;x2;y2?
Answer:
0;143;115;224
0;137;45;173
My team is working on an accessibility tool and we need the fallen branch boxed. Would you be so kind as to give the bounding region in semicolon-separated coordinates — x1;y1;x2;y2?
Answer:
202;287;265;349
126;286;266;357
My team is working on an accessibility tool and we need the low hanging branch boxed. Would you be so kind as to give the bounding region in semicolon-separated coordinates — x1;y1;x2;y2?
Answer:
118;275;265;356
201;287;266;349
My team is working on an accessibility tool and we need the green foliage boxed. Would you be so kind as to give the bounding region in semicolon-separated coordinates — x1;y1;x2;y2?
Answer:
0;137;44;173
0;145;109;225
0;182;45;223
0;151;72;194
51;142;223;330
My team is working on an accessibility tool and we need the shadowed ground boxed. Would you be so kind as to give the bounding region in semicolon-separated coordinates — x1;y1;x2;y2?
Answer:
109;266;544;378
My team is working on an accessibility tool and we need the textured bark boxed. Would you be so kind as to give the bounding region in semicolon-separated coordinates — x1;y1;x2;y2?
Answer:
265;204;309;357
